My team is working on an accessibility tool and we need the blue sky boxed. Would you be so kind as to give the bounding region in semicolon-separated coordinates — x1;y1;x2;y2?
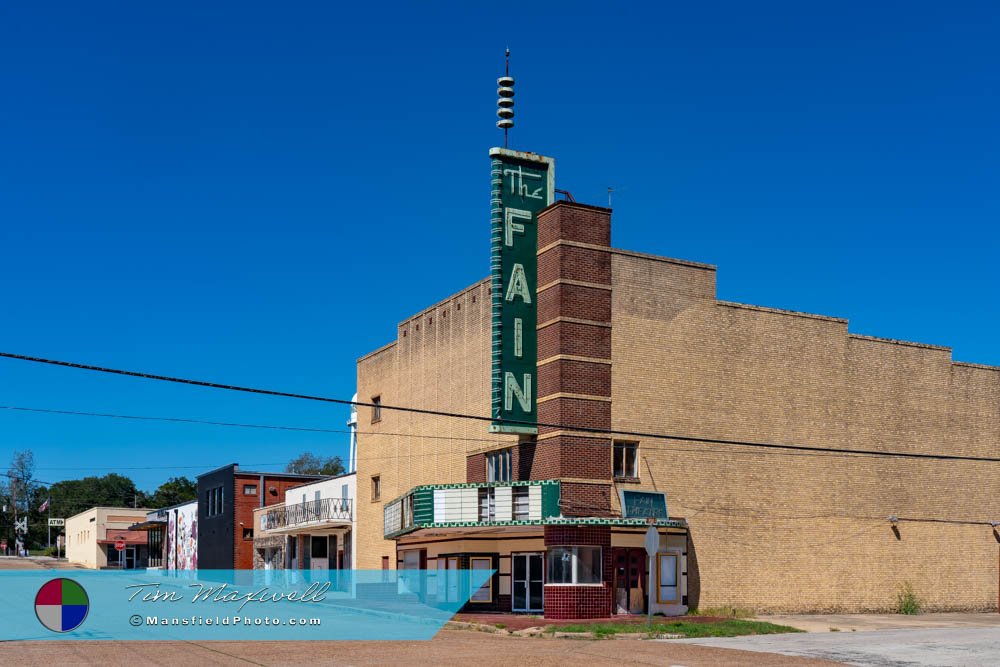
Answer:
1;2;997;492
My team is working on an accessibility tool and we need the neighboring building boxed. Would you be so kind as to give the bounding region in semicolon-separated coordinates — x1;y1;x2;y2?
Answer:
65;507;152;569
252;472;356;571
196;464;325;569
355;147;1000;618
129;499;198;570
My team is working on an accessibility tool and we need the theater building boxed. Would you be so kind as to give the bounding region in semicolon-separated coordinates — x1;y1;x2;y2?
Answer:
354;147;999;618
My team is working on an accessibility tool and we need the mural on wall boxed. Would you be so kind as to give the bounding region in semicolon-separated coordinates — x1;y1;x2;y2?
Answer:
167;501;198;570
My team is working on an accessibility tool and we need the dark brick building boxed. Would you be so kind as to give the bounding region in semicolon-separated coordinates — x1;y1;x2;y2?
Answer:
196;464;324;569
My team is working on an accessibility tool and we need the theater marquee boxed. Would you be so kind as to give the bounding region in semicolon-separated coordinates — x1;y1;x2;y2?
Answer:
489;148;554;434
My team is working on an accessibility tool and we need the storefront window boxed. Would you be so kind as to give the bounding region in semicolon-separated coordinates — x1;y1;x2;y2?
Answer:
657;552;680;603
547;546;602;584
470;557;492;602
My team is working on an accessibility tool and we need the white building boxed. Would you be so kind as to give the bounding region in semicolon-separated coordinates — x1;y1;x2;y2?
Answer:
252;472;356;571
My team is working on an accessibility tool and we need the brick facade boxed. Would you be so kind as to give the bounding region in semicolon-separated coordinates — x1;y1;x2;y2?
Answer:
232;473;321;570
543;525;613;619
535;202;614;516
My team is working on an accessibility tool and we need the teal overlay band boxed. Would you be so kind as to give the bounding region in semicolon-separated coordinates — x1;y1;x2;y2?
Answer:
1;569;492;641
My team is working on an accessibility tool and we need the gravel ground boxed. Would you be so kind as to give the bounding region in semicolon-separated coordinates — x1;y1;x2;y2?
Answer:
0;630;843;666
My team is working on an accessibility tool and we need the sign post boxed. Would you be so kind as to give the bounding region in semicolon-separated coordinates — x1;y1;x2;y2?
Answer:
116;539;125;568
644;524;660;628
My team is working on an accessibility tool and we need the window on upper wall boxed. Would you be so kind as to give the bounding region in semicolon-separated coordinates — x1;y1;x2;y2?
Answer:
206;486;225;517
243;484;258;496
547;546;602;585
613;441;639;479
371;396;382;423
242;527;253;540
486;448;512;483
371;475;381;502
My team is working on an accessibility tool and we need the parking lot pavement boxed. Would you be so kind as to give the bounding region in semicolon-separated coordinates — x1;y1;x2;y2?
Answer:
668;627;1000;667
755;613;1000;633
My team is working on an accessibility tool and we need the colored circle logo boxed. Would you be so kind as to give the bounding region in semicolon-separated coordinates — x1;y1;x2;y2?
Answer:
35;578;90;633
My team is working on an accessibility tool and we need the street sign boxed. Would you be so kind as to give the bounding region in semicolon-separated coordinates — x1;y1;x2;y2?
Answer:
14;517;27;534
48;518;65;527
0;540;7;551
644;525;660;558
115;540;126;551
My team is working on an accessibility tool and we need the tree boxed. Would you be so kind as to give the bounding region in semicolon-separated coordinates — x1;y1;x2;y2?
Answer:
285;452;345;476
145;476;197;509
47;473;147;521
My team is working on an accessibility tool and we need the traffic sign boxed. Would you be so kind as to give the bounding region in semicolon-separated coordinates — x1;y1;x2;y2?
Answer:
115;540;126;551
14;518;27;534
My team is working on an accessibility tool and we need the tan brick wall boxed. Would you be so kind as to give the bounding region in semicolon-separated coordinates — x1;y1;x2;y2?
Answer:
610;250;1000;612
355;280;518;568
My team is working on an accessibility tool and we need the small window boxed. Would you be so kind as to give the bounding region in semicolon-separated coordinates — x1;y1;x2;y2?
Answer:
512;486;530;521
657;552;681;603
243;484;258;496
613;441;639;479
470;557;493;603
372;396;382;423
242;527;254;540
371;475;381;502
547;546;602;585
486;448;512;483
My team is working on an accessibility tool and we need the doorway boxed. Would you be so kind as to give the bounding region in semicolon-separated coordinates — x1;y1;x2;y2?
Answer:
612;547;647;614
310;535;329;570
512;553;544;612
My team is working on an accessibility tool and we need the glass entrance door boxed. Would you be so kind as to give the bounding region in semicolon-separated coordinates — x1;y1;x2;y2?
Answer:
512;553;543;612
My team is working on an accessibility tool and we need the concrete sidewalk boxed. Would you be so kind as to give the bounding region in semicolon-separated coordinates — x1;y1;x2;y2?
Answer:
670;627;1000;667
755;612;1000;633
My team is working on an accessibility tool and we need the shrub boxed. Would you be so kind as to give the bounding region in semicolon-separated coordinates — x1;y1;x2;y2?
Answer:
896;581;921;615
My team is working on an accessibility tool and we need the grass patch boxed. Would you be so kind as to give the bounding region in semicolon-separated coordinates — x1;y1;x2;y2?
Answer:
547;619;801;639
686;606;755;619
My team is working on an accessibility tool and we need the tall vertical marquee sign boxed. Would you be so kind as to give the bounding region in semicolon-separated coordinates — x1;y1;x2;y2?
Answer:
489;147;555;434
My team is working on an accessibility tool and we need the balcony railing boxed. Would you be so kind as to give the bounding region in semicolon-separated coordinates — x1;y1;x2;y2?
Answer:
262;497;352;531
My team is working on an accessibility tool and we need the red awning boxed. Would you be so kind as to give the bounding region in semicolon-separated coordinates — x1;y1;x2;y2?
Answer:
98;530;148;545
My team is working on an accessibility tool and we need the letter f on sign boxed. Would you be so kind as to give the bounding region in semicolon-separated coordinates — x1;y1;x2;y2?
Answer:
505;208;531;247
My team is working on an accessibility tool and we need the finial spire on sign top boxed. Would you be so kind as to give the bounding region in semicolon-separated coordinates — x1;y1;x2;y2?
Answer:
497;49;514;148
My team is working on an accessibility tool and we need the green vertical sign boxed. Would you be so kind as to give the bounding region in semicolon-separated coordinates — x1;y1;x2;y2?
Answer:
489;148;554;434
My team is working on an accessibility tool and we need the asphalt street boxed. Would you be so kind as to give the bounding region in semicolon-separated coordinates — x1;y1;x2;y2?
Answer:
671;627;1000;667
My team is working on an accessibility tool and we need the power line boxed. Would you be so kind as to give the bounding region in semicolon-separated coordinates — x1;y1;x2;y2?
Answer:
2;351;998;463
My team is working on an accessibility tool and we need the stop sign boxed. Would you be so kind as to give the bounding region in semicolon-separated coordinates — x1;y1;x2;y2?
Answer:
115;539;126;551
